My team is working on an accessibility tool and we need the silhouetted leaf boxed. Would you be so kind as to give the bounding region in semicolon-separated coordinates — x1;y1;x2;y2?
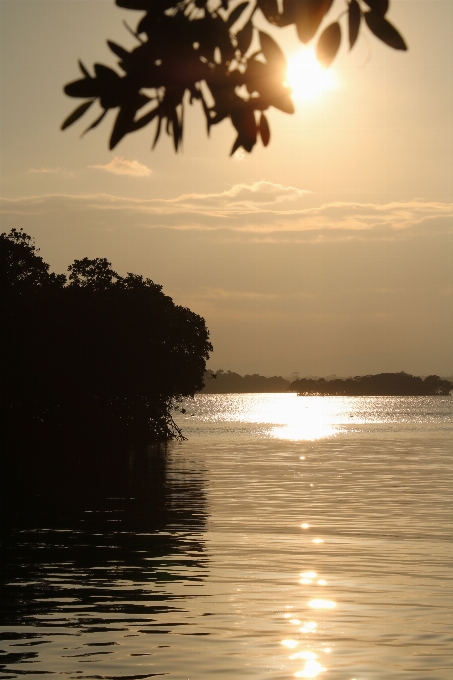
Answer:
116;0;150;8
78;60;91;78
364;12;407;50
258;0;280;25
152;115;162;149
81;109;108;136
316;22;341;66
227;2;249;28
272;92;294;114
61;100;95;130
169;108;180;151
130;106;159;132
363;0;388;15
230;135;242;156
296;0;334;44
237;20;253;54
109;106;135;149
259;113;270;146
259;31;286;67
64;78;99;98
279;0;297;27
199;90;213;134
94;64;120;82
231;106;257;153
348;0;361;49
107;41;130;60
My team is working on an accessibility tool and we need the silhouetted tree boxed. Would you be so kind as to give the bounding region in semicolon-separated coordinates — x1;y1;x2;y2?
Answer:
0;228;66;291
62;0;407;154
202;368;290;392
288;372;453;396
1;229;212;445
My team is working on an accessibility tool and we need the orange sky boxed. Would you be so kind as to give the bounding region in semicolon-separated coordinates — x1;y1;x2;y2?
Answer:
1;0;452;376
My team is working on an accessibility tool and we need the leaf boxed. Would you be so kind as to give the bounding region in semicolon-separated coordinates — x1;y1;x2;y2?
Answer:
230;135;242;156
227;2;249;28
64;78;98;98
115;0;150;8
107;41;130;60
78;60;91;78
81;109;108;136
152;115;162;149
169;108;180;152
237;20;253;54
257;0;280;25
130;106;159;132
109;105;135;149
316;22;341;66
259;31;287;67
280;0;297;27
230;106;257;152
295;0;334;44
94;63;120;82
364;12;407;50
259;113;270;146
61;100;95;130
348;0;361;50
363;0;388;15
199;90;213;134
272;92;295;114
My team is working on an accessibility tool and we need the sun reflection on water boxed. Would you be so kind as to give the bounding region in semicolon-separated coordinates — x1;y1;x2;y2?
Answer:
192;394;361;441
308;599;336;610
281;562;337;678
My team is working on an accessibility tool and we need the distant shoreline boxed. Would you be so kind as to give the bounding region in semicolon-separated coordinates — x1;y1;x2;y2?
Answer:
201;371;453;396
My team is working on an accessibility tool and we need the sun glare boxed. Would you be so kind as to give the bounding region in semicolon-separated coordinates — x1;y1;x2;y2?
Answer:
286;49;337;101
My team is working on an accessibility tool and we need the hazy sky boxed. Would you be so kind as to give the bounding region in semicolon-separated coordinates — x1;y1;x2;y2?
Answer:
1;0;452;376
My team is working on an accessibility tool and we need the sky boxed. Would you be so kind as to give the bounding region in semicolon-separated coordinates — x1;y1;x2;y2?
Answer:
0;0;452;377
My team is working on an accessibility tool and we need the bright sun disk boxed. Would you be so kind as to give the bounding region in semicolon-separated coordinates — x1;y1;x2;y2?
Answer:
286;49;337;101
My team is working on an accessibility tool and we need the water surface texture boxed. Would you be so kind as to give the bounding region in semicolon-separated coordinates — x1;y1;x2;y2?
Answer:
1;395;452;679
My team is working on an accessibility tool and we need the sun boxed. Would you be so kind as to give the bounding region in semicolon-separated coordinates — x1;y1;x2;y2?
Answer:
286;48;337;102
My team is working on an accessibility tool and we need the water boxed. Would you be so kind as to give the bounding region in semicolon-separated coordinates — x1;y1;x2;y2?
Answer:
1;395;452;679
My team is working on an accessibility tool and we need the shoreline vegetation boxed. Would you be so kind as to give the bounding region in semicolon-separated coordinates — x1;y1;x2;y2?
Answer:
202;370;453;396
1;229;212;451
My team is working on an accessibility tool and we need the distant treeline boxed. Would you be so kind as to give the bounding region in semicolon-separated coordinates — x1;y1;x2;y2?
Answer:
201;370;452;396
288;373;453;396
202;370;289;393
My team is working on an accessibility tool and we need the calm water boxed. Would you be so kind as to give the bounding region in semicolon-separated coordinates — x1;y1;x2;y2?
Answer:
1;395;452;679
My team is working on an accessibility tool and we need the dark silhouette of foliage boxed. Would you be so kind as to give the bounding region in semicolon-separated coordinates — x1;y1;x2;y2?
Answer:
288;372;453;396
0;227;66;291
62;0;407;155
202;368;290;392
1;229;212;446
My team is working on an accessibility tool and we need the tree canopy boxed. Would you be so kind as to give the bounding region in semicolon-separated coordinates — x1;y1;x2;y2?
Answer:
62;0;407;155
1;229;212;445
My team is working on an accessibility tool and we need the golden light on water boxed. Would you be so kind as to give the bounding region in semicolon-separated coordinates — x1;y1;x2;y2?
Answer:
292;651;326;678
286;48;337;101
308;599;336;610
282;639;299;649
197;393;364;441
299;621;317;633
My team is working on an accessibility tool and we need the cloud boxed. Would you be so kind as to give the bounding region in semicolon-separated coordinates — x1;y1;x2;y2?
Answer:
27;166;74;177
0;182;452;242
89;157;152;177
